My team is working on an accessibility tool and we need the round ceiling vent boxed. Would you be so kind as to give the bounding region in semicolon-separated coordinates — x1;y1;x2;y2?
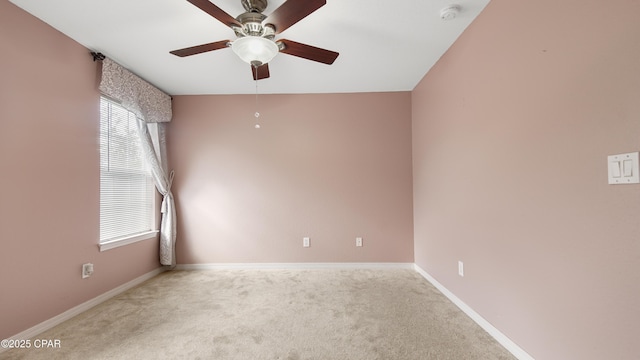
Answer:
440;5;461;21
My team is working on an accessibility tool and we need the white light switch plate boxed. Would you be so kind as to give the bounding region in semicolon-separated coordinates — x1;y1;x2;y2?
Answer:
608;152;639;184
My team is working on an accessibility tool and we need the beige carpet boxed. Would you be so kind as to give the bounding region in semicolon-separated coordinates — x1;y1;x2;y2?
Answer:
3;269;515;360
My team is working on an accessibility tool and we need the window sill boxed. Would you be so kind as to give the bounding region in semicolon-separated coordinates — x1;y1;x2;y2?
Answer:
99;230;159;252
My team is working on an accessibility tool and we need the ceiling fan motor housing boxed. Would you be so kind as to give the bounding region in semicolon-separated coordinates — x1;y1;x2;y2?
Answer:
241;0;268;13
235;12;274;38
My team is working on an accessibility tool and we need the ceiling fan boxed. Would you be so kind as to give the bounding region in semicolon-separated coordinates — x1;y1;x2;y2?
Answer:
170;0;339;80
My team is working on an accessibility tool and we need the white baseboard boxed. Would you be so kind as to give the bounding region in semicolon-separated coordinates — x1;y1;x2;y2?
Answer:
1;267;166;353
175;262;415;270
413;264;534;360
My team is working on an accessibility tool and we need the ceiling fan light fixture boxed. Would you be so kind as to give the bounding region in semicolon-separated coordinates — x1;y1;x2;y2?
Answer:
231;36;279;66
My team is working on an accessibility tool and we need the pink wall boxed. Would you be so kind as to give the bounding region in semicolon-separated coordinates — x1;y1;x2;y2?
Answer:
412;0;640;359
168;93;414;264
0;2;161;340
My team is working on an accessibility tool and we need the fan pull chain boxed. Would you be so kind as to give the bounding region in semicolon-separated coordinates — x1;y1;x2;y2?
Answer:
254;65;261;129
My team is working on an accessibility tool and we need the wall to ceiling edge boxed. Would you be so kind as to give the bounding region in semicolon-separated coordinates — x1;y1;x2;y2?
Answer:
411;0;640;359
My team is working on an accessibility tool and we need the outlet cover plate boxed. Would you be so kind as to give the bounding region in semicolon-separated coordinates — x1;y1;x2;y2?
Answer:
82;263;94;279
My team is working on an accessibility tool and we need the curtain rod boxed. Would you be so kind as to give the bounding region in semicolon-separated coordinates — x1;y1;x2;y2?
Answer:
91;52;105;62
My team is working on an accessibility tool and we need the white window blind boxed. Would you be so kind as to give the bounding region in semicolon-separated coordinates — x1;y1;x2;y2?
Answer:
100;97;155;243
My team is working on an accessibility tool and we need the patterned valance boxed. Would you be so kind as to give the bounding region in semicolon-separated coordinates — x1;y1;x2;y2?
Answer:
99;58;172;123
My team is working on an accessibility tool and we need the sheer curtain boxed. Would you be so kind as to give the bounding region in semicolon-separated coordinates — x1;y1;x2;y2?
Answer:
138;121;177;266
99;57;177;266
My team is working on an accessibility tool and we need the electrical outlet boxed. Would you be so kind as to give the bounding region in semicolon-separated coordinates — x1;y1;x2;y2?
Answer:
82;263;94;279
303;237;310;248
355;237;363;247
458;261;464;277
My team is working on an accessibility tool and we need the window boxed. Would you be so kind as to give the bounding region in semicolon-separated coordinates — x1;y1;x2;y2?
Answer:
99;97;156;250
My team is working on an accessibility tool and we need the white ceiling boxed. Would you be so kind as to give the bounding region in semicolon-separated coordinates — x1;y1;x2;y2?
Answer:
9;0;490;95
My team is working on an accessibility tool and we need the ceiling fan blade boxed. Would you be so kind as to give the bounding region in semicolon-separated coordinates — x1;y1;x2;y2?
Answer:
170;40;230;57
263;0;326;34
186;0;241;27
277;39;339;65
251;64;270;80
